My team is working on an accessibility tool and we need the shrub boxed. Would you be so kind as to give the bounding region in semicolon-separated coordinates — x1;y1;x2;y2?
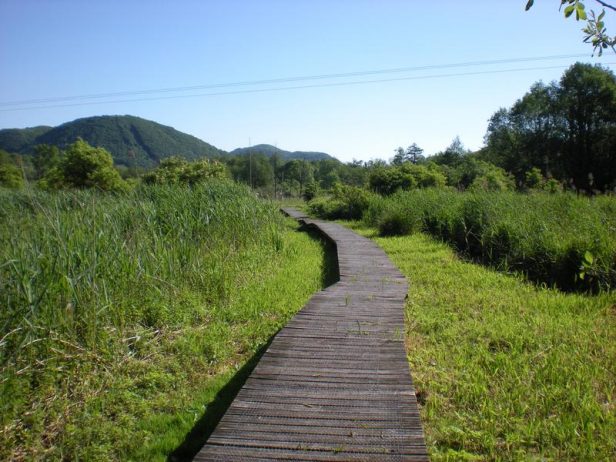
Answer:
0;163;23;189
377;204;421;236
39;139;128;192
369;167;415;195
309;184;376;220
303;180;318;201
468;168;515;191
400;162;447;188
142;156;227;185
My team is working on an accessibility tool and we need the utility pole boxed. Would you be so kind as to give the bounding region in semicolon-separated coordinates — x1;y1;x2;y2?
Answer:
249;137;252;189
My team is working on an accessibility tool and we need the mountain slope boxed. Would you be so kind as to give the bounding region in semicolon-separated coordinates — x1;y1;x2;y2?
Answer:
0;115;226;167
231;144;336;161
0;126;52;153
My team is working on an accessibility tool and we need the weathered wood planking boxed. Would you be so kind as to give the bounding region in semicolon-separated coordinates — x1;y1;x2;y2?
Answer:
194;208;427;461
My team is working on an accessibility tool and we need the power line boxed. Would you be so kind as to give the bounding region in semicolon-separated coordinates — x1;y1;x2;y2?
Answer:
1;62;613;113
0;53;595;107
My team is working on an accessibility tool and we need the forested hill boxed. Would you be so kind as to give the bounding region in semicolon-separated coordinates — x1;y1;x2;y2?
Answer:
0;115;227;167
231;144;336;161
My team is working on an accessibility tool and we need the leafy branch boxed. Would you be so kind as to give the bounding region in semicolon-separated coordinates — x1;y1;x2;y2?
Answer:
526;0;616;55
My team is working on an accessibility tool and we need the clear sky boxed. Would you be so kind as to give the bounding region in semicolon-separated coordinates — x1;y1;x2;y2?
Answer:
0;0;614;162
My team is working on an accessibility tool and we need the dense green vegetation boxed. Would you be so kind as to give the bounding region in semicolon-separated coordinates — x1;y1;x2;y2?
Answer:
0;126;52;153
142;156;227;185
481;62;616;192
0;183;330;460
37;139;129;192
0;115;226;168
231;143;334;161
344;223;616;460
361;189;616;292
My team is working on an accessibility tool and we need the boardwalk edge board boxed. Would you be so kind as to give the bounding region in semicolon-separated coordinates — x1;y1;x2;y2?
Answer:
194;208;427;461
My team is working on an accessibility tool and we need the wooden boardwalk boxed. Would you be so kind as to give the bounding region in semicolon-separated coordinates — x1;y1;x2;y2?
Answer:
195;208;427;461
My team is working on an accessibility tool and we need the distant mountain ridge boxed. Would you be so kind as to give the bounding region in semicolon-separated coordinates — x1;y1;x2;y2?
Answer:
231;144;335;161
0;115;226;167
0;116;338;167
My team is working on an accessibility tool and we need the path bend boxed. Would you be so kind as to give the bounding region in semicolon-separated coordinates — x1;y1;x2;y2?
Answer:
194;208;427;461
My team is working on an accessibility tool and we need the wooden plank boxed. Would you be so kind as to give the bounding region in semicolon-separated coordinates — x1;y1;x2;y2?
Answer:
194;208;427;460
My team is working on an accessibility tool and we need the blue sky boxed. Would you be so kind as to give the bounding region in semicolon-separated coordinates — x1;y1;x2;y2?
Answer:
0;0;614;162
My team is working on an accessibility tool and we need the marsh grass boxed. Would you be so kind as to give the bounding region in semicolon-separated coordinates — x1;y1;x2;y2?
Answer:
0;183;328;460
365;189;616;292
344;221;616;461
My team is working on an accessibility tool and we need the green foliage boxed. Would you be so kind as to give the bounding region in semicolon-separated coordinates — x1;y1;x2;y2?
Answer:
401;162;447;188
365;189;616;292
484;63;616;192
429;136;469;167
375;193;423;236
524;166;544;189
526;0;616;55
230;144;334;161
369;166;415;195
32;144;61;179
442;157;514;191
468;167;515;192
308;183;376;220
142;156;228;185
0;163;23;189
354;226;616;460
302;180;318;201
392;143;424;165
368;162;447;195
0;183;329;460
0;125;52;153
39;139;128;192
0;150;24;189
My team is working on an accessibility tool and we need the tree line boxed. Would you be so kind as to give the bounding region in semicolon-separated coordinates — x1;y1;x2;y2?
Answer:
1;63;614;196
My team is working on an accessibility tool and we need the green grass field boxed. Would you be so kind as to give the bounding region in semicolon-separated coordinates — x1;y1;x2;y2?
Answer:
0;184;332;461
344;221;616;461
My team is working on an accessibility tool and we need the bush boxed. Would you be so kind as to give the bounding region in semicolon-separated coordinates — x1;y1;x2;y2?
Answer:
0;163;23;189
303;180;318;201
377;204;421;236
39;139;128;192
468;168;515;191
400;162;447;188
308;184;376;220
369;167;415;195
142;156;227;185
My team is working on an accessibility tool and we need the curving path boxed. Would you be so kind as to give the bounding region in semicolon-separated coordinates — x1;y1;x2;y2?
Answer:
194;208;427;461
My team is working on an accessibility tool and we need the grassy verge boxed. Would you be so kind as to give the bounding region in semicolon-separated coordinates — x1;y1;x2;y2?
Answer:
1;184;330;460
344;221;616;461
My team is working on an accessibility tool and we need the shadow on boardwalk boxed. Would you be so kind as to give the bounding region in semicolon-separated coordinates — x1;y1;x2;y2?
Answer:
168;225;338;462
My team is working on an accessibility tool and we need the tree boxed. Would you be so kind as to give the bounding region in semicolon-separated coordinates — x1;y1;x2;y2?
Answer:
484;63;616;192
282;159;314;197
391;143;424;165
558;62;616;190
526;0;616;55
40;139;128;192
430;136;469;166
